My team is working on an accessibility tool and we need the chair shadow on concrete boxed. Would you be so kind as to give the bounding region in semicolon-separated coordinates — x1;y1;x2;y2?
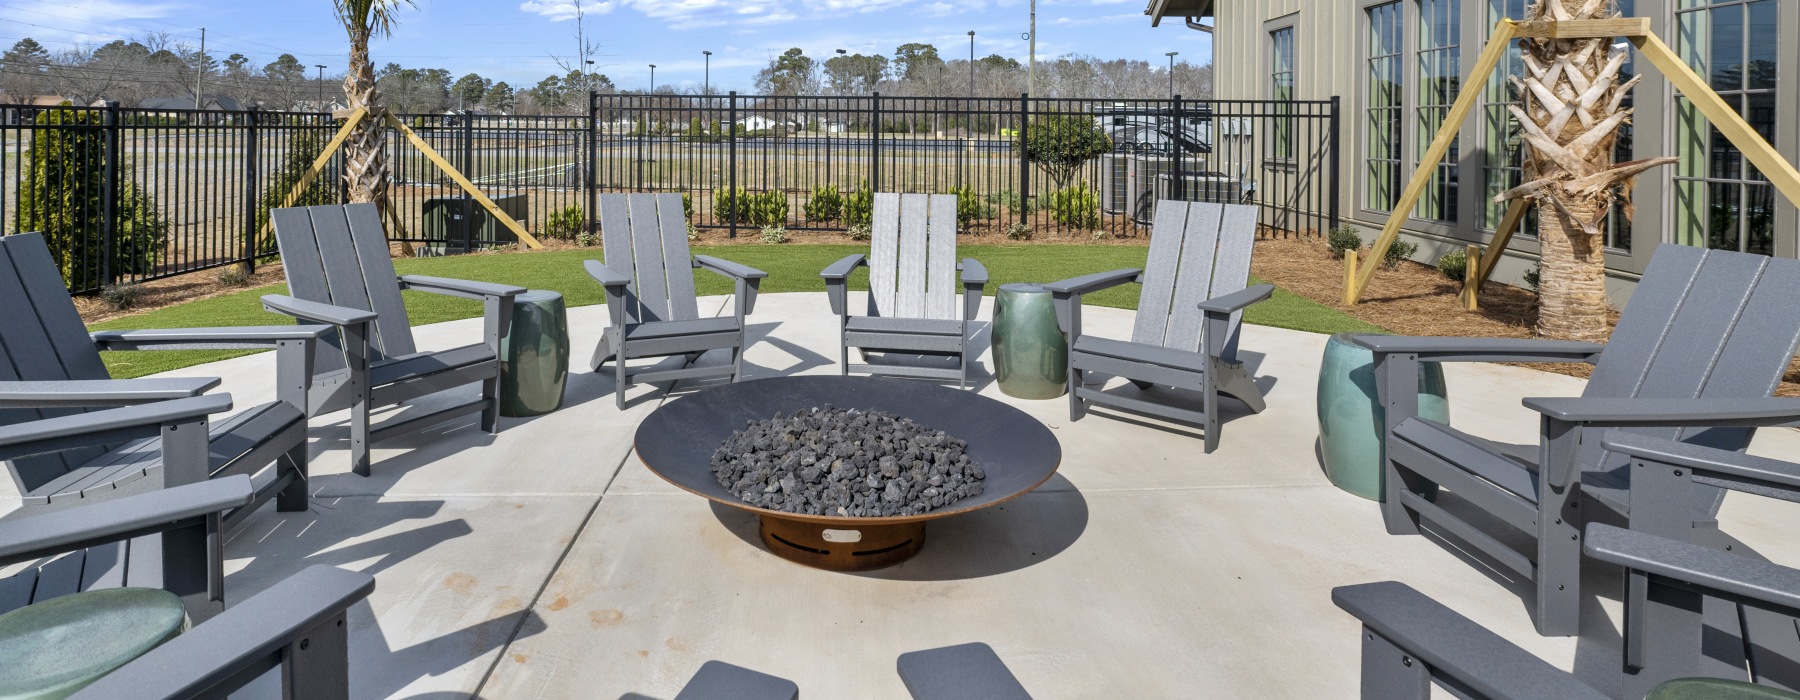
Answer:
224;498;474;586
1070;348;1276;441
705;473;1088;582
664;322;837;399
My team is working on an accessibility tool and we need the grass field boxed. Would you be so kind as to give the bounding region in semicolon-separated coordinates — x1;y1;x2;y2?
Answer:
91;244;1384;379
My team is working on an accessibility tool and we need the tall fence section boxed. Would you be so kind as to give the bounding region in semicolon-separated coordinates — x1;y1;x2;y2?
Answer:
2;95;1337;294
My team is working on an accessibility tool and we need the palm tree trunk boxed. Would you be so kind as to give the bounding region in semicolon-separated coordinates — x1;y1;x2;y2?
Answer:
342;29;388;208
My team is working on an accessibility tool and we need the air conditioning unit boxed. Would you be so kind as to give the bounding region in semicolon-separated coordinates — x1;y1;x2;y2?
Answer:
1128;156;1171;224
1097;154;1130;213
1157;172;1243;206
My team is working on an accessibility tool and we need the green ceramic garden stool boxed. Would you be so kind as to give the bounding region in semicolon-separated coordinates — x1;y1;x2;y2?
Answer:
500;289;570;417
992;283;1069;400
0;587;185;699
1316;332;1448;501
1648;678;1800;700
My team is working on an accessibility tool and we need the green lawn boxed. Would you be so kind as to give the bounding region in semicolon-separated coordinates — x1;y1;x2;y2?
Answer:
93;244;1384;379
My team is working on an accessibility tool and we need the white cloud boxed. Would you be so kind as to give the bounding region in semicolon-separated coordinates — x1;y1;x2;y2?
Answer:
518;0;617;21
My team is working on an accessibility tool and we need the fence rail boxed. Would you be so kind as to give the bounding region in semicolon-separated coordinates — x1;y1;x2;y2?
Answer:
1;94;1337;294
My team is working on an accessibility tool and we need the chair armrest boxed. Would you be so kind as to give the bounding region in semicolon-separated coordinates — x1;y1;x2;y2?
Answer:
1523;397;1800;428
1197;283;1274;315
0;394;231;460
1043;268;1141;296
0;378;221;408
399;274;526;300
1585;524;1800;619
261;294;377;327
91;325;335;351
960;258;988;322
1332;581;1610;700
71;565;376;700
820;253;868;281
0;476;254;566
1350;335;1605;363
584;259;632;288
694;255;768;281
1601;431;1800;499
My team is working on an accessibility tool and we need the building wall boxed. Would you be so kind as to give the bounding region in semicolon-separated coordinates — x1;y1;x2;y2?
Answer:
1209;0;1800;305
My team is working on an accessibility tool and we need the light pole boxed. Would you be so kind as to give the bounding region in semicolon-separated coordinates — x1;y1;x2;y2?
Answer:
702;51;712;96
584;59;595;94
1165;51;1178;98
967;31;975;98
648;64;656;93
314;64;327;109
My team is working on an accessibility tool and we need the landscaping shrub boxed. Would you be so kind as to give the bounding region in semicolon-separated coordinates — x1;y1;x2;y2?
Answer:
986;189;1035;216
744;190;788;227
843;183;874;227
1436;249;1469;281
1004;222;1032;241
1522;264;1541;292
1046;182;1100;229
949;184;994;225
576;230;597;247
713;186;749;223
759;224;787;244
687;223;698;241
682;192;693;220
19;106;169;289
100;282;145;310
541;205;585;240
804;184;842;222
1327;226;1362;259
215;265;251;287
1382;239;1417;270
1091;230;1107;242
846;223;872;241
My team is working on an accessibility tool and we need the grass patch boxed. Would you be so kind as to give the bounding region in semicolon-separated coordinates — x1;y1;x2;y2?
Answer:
94;245;1383;378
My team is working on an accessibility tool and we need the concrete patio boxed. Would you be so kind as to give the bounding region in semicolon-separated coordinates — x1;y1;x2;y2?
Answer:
17;291;1800;698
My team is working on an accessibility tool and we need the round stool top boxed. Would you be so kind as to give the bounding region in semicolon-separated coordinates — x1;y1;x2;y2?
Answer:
0;587;185;699
998;283;1047;295
514;289;563;304
1649;678;1800;700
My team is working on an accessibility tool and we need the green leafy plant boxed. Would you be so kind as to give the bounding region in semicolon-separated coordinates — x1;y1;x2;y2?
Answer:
541;205;585;240
1004;222;1032;240
576;230;598;247
1046;182;1101;229
712;186;749;223
1436;249;1469;282
682;192;693;220
1015;111;1113;190
1091;230;1107;242
215;265;251;287
759;224;787;244
1327;226;1363;260
949;184;994;225
842;183;875;227
18;107;169;289
99;282;145;310
1382;239;1418;270
1522;264;1542;293
986;189;1035;216
686;222;699;241
846;223;872;241
744;190;788;227
804;184;842;222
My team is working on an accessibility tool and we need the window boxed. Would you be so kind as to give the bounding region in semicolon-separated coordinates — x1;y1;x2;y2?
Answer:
1672;0;1779;255
1366;2;1404;212
1271;26;1296;159
1415;0;1460;223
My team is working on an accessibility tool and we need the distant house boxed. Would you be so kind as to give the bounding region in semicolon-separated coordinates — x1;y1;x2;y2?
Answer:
736;115;798;132
139;95;248;112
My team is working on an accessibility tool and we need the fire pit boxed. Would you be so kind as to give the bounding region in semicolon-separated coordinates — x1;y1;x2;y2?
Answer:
635;376;1062;571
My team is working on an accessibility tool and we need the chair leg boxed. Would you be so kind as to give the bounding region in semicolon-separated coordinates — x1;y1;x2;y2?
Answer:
276;443;309;512
731;343;746;383
479;375;500;434
282;606;353;700
1067;364;1085;421
1360;627;1431;699
164;518;225;623
350;396;371;478
1201;365;1219;454
1533;484;1583;637
615;351;628;410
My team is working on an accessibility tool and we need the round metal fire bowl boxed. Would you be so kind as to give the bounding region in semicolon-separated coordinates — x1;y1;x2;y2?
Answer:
635;376;1062;571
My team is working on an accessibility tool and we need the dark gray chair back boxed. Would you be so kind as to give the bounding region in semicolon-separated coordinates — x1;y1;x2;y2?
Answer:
1132;201;1258;357
598;193;700;325
271;204;417;370
867;193;958;321
0;233;115;493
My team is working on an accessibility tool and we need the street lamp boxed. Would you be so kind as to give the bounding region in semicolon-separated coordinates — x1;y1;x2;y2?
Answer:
584;59;595;94
648;64;656;93
1165;51;1178;98
702;51;712;96
314;64;327;109
967;31;975;98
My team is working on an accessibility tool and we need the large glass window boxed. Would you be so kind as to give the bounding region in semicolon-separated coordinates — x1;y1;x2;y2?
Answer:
1415;0;1460;222
1673;0;1779;255
1366;2;1404;212
1271;26;1296;159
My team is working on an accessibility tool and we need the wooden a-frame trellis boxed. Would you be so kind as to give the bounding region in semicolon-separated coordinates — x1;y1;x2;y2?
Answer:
260;106;543;249
1343;16;1800;309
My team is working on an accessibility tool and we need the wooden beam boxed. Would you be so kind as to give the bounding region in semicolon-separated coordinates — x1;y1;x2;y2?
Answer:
1462;243;1481;311
1631;32;1800;209
1461;198;1528;310
1514;17;1649;40
382;112;544;249
1342;250;1359;306
255;107;365;241
1349;20;1517;305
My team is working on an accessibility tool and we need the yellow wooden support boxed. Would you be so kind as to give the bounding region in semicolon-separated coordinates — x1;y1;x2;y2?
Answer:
1462;243;1481;311
255;107;367;241
1630;32;1800;209
1342;250;1359;306
1514;17;1649;39
1349;19;1517;305
382;112;544;249
1460;198;1529;309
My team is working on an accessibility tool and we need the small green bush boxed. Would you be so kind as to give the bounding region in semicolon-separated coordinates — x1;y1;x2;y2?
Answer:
541;205;585;240
759;224;787;244
1436;250;1469;281
1046;182;1100;229
804;184;842;222
1327;226;1363;259
744;191;788;227
712;186;749;224
1004;222;1032;240
215;265;251;287
949;185;994;225
576;230;597;247
1383;239;1418;270
686;223;698;241
846;223;872;241
100;282;145;310
682;192;693;220
843;183;875;227
1091;230;1107;242
987;189;1035;216
1522;264;1541;292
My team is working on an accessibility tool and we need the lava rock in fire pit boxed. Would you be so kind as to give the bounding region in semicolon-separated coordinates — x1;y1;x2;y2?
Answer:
711;405;987;517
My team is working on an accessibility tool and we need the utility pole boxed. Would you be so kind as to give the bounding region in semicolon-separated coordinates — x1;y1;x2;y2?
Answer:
967;31;975;98
1028;0;1036;96
194;27;205;109
703;51;712;96
315;64;327;109
649;64;656;93
1165;51;1178;98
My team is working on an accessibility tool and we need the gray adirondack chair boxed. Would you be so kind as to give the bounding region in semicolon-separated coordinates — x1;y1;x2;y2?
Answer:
1353;244;1800;637
586;193;767;409
820;193;987;387
268;203;526;476
0;476;372;699
1045;200;1271;453
0;232;321;532
898;643;1034;700
1333;524;1800;700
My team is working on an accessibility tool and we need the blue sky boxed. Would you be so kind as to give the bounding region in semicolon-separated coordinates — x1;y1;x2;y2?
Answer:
0;0;1213;91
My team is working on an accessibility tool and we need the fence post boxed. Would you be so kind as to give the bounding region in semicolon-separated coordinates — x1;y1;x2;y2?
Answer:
1017;93;1028;226
728;91;738;239
871;92;882;195
588;90;599;237
1328;95;1341;233
241;107;259;273
1171;95;1185;202
461;109;475;251
100;100;120;287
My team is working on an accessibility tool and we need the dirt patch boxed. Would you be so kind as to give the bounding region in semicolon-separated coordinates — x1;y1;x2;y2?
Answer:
76;262;288;325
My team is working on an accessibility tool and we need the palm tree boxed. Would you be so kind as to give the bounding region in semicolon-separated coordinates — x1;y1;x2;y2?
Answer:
1496;0;1673;341
332;0;413;211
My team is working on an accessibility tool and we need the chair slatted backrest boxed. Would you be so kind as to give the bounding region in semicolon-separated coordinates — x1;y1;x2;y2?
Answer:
271;204;418;370
598;193;699;325
0;233;114;493
1131;201;1259;354
866;193;958;320
1582;245;1800;478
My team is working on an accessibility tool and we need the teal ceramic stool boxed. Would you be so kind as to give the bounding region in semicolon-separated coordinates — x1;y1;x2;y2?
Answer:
992;283;1069;400
1317;332;1448;501
0;587;185;699
500;290;570;417
1648;679;1800;700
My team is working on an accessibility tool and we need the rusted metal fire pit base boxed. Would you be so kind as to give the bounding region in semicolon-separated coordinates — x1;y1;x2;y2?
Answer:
759;515;927;571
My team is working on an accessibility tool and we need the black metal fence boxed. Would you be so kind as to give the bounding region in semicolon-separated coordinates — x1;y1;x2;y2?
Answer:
1;95;1337;294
